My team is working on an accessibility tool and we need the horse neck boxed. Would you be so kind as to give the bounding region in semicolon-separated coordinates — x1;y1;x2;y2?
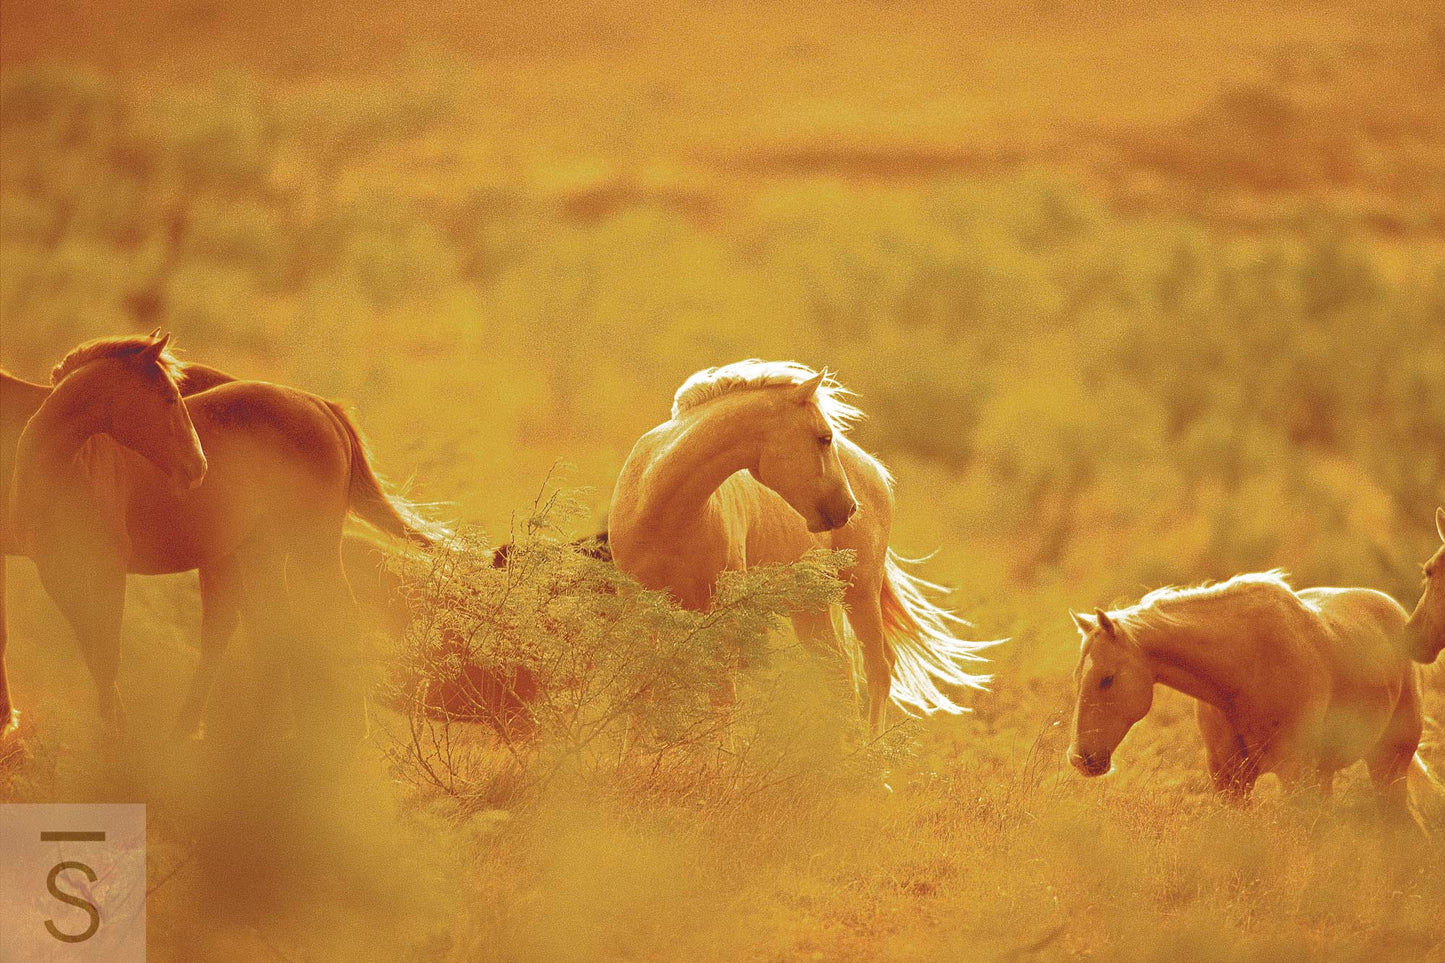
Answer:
15;367;114;491
1128;615;1248;711
1;371;51;410
1;372;51;465
638;392;770;534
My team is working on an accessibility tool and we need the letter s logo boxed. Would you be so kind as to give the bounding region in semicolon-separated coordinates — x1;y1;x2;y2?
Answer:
44;860;101;943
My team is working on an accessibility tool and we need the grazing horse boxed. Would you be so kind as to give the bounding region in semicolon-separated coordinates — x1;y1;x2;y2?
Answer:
608;360;997;733
7;334;437;742
1067;571;1430;815
1404;507;1445;664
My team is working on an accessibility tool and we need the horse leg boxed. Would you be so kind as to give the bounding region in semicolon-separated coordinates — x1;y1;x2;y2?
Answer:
36;555;127;737
1368;679;1423;819
170;560;242;742
286;539;365;749
1272;700;1335;806
1197;701;1257;804
843;580;892;735
792;608;861;707
791;609;841;658
236;547;297;743
0;554;16;739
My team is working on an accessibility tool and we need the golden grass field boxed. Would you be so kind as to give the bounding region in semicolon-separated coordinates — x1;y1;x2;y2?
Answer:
2;0;1444;959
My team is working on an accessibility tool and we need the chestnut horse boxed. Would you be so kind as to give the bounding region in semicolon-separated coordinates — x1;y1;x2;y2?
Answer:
1068;571;1431;815
1404;507;1445;664
7;334;437;741
609;360;998;734
2;358;422;741
1;362;236;738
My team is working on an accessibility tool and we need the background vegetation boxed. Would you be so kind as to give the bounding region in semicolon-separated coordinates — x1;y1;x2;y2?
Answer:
2;0;1443;959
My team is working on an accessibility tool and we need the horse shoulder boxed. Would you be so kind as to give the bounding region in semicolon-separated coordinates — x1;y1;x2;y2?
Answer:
1230;592;1331;708
31;436;136;557
725;472;812;567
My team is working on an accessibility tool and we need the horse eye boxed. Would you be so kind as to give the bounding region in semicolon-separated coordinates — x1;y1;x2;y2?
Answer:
818;434;833;446
1099;675;1115;690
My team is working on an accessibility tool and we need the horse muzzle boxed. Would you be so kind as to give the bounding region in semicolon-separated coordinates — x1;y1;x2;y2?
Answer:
1068;747;1112;777
171;459;208;493
811;500;859;533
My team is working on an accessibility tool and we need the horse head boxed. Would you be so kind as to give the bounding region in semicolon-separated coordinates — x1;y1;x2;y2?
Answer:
1404;507;1445;664
71;332;208;492
1067;608;1154;777
751;372;859;534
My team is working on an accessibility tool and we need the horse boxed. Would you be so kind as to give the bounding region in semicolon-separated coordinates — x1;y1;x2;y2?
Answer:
1;355;426;742
608;359;997;734
1067;571;1430;815
7;333;438;743
1;360;238;738
1404;507;1445;664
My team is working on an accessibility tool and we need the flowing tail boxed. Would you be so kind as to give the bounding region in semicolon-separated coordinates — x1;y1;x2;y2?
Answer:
1407;754;1445;835
325;401;448;547
874;550;1002;715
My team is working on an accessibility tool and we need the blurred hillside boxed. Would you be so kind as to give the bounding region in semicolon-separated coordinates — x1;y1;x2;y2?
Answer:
2;2;1444;960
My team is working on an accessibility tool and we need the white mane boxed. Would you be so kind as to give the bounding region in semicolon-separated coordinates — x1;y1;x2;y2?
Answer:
671;359;863;431
1110;569;1297;634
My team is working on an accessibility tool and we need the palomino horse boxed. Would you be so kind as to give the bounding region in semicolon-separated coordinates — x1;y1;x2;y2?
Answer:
1404;507;1445;664
0;360;421;740
1067;571;1429;814
7;334;437;741
609;360;997;733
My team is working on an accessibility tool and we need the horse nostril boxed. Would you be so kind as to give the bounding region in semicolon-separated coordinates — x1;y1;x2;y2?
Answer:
845;501;858;521
1070;749;1108;775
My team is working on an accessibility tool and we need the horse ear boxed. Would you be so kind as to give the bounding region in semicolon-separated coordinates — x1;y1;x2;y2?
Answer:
143;332;171;359
794;371;826;404
1095;608;1115;635
147;327;162;338
1436;507;1444;542
1070;611;1097;634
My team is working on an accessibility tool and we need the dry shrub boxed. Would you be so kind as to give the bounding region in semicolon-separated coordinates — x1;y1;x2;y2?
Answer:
382;490;886;812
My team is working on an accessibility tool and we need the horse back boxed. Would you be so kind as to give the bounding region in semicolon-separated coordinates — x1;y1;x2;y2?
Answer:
175;361;237;396
1299;586;1413;690
1300;586;1409;641
187;380;345;456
